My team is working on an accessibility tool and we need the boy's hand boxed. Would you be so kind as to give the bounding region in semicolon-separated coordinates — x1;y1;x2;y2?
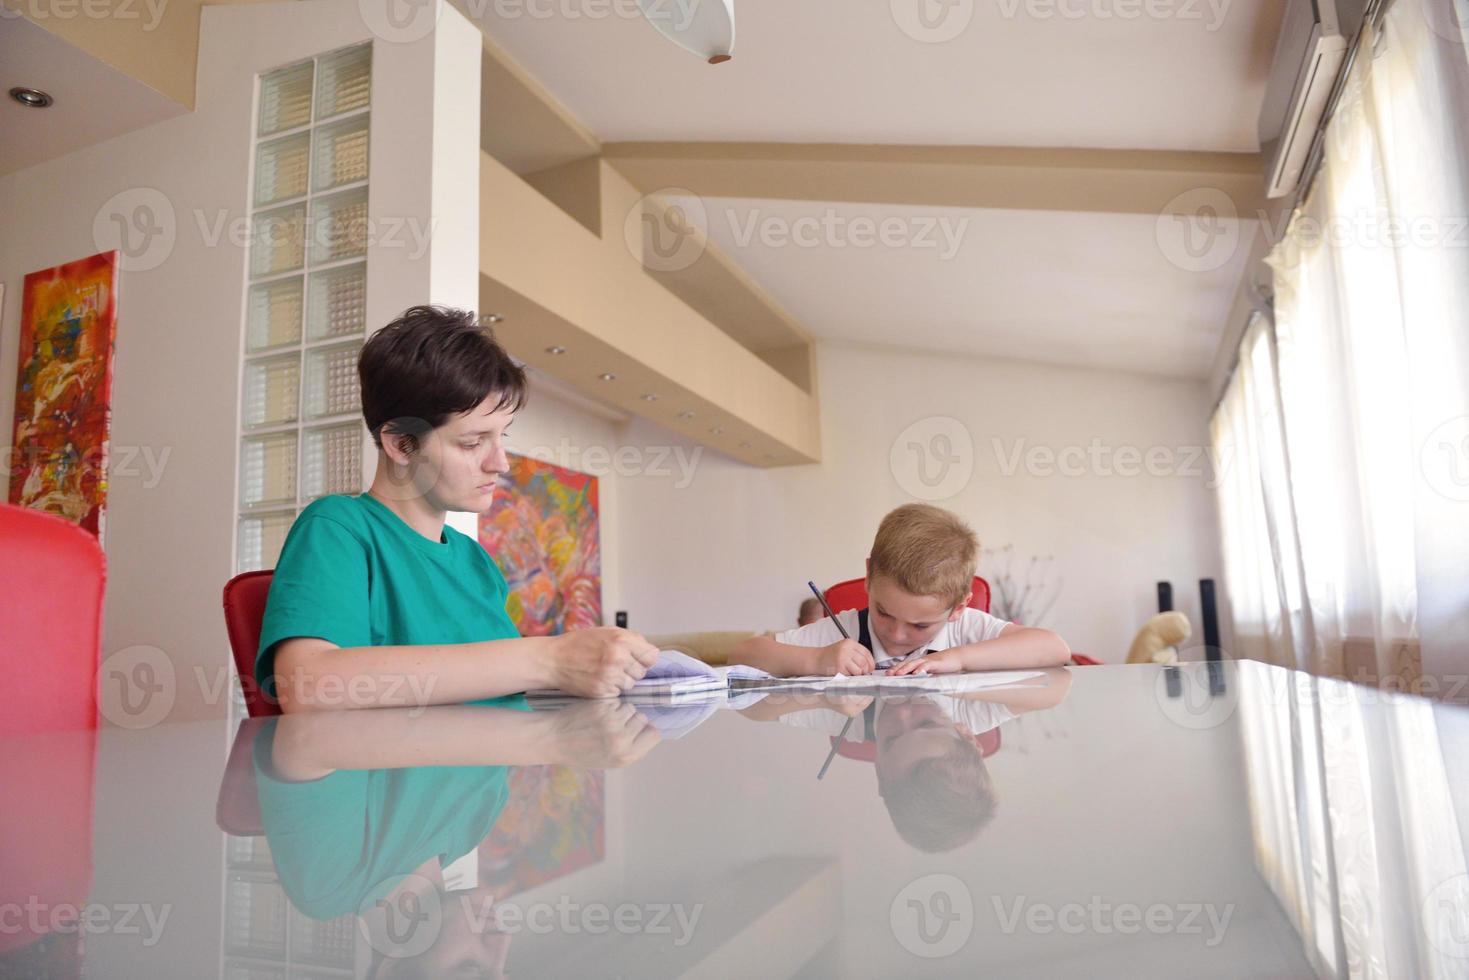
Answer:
817;639;875;676
548;627;660;698
888;650;962;675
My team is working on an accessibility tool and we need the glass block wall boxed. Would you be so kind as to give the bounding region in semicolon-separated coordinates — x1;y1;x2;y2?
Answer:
237;44;372;574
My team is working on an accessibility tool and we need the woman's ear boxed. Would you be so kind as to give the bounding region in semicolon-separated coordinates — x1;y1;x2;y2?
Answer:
378;426;416;466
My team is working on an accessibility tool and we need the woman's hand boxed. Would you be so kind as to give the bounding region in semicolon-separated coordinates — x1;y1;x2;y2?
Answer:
548;627;660;697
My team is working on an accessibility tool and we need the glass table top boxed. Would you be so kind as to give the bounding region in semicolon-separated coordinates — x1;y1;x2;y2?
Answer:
4;660;1468;979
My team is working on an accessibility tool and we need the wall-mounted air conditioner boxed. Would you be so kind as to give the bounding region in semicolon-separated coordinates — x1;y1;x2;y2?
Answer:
1257;0;1366;199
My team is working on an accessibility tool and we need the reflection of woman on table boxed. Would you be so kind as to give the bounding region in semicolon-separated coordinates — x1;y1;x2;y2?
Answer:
254;700;659;978
739;668;1073;851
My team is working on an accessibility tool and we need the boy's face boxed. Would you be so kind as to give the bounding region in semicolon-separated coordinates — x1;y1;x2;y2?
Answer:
866;574;965;657
396;394;514;514
873;697;969;783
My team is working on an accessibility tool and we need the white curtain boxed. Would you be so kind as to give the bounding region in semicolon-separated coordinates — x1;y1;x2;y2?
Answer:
1213;0;1469;690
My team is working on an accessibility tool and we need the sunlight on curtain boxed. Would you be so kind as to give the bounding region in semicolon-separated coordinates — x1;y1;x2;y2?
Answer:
1215;0;1469;688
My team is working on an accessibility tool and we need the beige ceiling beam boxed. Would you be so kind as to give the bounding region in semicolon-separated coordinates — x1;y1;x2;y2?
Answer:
604;142;1267;218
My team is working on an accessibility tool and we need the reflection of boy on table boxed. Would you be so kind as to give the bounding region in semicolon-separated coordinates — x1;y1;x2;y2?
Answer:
252;700;658;979
739;668;1072;852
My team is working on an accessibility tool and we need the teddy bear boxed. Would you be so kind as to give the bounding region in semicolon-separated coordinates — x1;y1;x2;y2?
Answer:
1126;611;1192;665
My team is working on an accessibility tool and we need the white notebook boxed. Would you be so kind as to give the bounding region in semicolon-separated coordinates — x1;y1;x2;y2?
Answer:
526;650;771;700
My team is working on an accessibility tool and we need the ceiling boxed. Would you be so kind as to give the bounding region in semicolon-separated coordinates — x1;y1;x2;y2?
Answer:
477;1;1285;153
672;194;1255;379
0;17;187;177
476;1;1284;381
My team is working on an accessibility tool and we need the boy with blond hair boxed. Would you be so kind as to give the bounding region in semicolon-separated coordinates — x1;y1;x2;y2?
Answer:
732;504;1070;675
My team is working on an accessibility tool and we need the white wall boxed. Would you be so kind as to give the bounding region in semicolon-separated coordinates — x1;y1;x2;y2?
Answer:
0;0;526;723
614;342;1230;662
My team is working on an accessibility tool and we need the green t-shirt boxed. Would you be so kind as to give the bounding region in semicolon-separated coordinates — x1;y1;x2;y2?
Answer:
251;715;519;919
256;493;522;697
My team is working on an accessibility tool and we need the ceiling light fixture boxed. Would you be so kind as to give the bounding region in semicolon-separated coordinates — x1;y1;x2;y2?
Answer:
677;410;695;420
545;345;567;355
641;393;659;402
479;313;504;325
598;372;617;381
635;0;734;64
10;87;53;108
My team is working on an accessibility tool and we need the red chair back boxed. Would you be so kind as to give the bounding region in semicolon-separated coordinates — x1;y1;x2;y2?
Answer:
0;502;105;734
222;570;280;717
823;575;991;615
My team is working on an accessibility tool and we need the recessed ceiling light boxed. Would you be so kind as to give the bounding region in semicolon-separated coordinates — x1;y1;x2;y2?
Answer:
677;410;695;420
641;393;659;402
479;313;504;325
598;372;617;381
10;87;52;109
710;426;724;435
545;345;566;355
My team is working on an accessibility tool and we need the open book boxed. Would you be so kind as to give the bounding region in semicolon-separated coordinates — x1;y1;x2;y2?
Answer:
526;650;772;701
526;650;1046;701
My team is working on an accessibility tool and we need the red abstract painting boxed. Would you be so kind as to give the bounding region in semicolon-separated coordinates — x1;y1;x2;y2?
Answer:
9;252;119;537
479;454;602;635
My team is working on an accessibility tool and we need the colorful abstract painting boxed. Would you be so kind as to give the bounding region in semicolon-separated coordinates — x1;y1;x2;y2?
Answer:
8;252;119;536
478;765;605;897
479;454;602;635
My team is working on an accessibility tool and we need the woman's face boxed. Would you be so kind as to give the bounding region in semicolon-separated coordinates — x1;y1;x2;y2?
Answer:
393;394;515;515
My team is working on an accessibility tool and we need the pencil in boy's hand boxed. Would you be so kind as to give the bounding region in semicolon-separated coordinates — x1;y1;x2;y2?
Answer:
807;580;851;641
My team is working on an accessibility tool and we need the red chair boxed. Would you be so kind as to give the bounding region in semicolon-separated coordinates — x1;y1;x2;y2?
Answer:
0;503;101;972
823;575;992;615
222;570;281;718
0;502;106;734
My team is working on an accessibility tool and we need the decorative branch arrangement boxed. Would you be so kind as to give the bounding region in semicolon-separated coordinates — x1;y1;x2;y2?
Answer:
981;544;1062;628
